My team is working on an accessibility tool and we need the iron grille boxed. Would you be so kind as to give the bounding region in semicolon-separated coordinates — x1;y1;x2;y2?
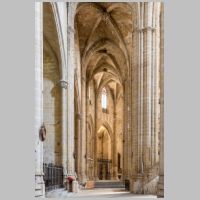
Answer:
43;163;64;191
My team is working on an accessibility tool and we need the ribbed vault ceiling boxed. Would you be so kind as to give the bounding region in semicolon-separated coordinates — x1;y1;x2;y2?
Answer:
75;2;135;98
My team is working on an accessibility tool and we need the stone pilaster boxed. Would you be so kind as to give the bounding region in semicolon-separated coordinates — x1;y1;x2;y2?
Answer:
52;2;71;185
76;112;82;179
157;3;164;198
112;109;118;180
35;2;45;197
59;80;68;185
66;81;75;176
130;8;138;181
152;2;161;166
94;90;99;180
122;80;128;180
143;2;154;171
130;3;144;193
151;8;156;166
80;76;87;183
86;114;89;179
127;78;132;180
137;3;144;176
66;12;75;177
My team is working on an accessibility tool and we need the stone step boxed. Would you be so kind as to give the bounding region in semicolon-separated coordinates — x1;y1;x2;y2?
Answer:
94;181;125;188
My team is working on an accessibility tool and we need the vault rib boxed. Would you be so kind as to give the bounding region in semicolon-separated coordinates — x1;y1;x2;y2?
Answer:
82;38;126;76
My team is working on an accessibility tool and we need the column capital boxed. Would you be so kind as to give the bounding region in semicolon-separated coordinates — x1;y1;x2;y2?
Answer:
59;80;68;89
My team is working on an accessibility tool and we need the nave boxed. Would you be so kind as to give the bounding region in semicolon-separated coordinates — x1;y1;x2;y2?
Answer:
35;2;164;198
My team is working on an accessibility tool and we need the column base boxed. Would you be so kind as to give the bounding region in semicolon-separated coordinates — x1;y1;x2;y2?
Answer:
66;180;79;193
130;173;160;195
112;171;119;180
130;174;143;194
65;174;79;190
113;176;119;181
35;173;45;197
63;174;68;189
72;180;79;192
157;175;164;198
78;172;87;186
112;167;118;180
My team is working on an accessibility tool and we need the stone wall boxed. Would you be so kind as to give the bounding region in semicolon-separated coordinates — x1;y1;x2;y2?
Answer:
43;50;62;166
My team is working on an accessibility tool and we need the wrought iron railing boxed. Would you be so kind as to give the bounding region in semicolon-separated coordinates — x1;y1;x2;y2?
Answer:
43;163;63;191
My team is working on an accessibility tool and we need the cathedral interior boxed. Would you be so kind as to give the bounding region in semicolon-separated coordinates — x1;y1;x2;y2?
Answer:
35;2;164;198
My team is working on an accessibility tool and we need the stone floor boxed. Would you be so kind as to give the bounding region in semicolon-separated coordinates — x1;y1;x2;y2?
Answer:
46;188;157;198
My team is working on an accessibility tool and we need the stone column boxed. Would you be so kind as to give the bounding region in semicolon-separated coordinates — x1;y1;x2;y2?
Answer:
151;7;156;166
131;3;161;194
35;2;45;197
157;3;164;198
122;80;128;180
113;107;118;180
152;3;161;166
143;2;154;170
137;2;144;176
80;76;87;183
86;118;89;178
127;79;132;180
149;3;158;167
66;2;76;179
76;112;82;179
52;2;71;185
59;80;68;185
94;90;99;180
66;81;75;177
130;6;139;181
130;3;145;194
139;30;144;175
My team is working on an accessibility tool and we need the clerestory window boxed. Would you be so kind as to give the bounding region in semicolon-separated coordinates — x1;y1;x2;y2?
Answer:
102;87;107;110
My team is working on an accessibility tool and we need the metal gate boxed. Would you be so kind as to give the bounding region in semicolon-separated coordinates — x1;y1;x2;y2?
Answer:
43;163;64;191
